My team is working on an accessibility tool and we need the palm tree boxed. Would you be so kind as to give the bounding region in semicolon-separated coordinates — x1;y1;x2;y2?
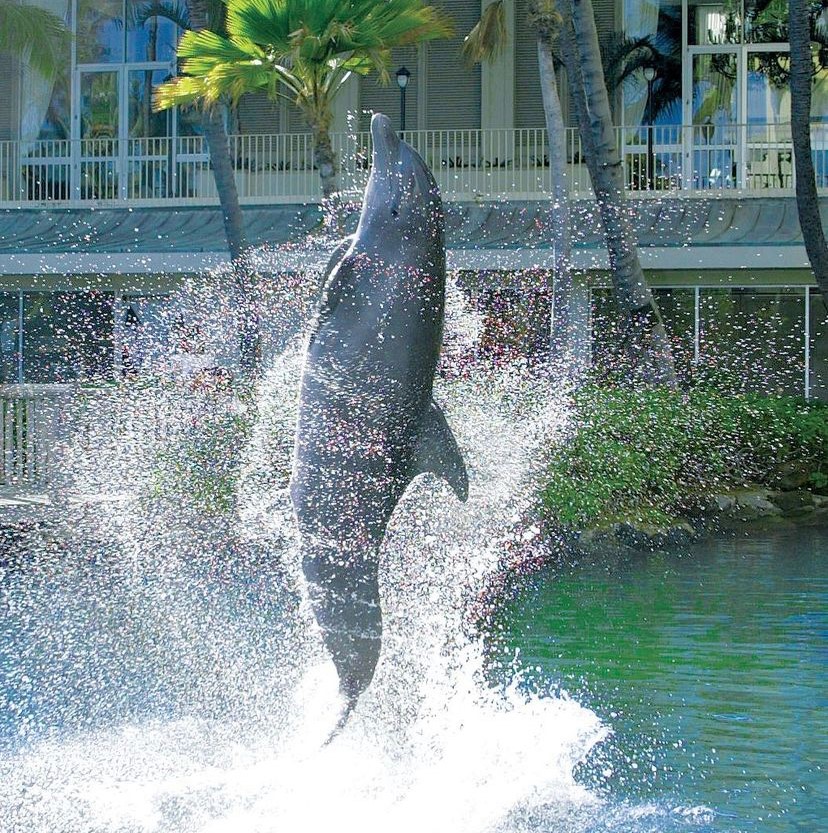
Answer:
154;0;452;207
137;0;259;372
186;0;260;373
557;0;677;386
790;0;828;302
0;0;69;78
465;0;583;381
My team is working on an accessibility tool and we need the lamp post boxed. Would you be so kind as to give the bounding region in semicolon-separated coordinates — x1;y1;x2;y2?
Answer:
396;66;410;134
642;66;657;190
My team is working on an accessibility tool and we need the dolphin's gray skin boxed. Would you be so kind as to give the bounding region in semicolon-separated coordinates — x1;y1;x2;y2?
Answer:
290;113;468;737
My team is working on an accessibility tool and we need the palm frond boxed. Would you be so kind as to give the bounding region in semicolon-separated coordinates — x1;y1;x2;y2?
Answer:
462;0;507;66
154;75;210;109
130;0;190;30
162;0;454;130
527;0;562;39
0;2;70;78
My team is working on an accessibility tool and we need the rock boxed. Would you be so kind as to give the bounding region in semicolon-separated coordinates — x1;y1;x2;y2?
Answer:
615;520;697;551
730;491;782;520
769;490;816;516
709;494;736;513
770;489;816;517
771;462;813;491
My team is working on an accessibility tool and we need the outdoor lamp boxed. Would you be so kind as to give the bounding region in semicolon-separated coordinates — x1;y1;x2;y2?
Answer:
396;66;411;133
395;66;411;90
642;66;657;190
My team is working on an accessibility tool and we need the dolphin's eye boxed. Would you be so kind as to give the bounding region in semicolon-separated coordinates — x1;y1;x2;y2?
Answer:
391;208;399;218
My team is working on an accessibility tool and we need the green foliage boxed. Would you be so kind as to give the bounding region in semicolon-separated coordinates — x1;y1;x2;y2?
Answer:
542;385;828;529
154;0;452;127
0;0;70;78
462;0;507;66
151;391;255;516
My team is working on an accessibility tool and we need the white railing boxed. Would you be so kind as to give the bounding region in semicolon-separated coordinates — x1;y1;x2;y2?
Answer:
0;385;68;486
1;123;826;207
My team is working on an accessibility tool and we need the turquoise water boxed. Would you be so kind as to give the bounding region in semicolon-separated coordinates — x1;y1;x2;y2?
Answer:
489;523;828;832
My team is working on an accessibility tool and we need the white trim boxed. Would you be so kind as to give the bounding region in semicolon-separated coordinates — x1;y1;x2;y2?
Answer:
0;244;814;276
805;286;811;399
694;285;700;364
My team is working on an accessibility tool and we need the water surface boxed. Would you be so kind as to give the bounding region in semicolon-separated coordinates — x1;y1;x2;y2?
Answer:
490;523;828;832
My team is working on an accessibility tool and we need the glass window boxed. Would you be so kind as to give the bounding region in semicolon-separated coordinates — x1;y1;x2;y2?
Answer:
0;293;20;384
653;288;696;383
621;1;682;126
34;73;72;141
77;0;124;64
692;53;737;126
23;292;114;383
590;287;696;385
688;0;741;45
699;288;805;396
810;289;828;401
128;69;173;137
126;0;178;63
80;72;119;141
691;53;738;188
811;66;828;124
744;0;788;43
590;288;623;376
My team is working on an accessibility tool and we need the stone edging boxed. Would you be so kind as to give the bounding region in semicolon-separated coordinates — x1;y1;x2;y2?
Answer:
571;488;828;552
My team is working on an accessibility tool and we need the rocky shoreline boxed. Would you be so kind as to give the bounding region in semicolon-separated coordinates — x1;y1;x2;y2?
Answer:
571;487;828;552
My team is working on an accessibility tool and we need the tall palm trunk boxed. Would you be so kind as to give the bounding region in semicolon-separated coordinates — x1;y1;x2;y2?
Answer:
535;30;585;380
557;0;676;386
312;122;341;230
790;0;828;300
313;126;337;201
188;0;261;374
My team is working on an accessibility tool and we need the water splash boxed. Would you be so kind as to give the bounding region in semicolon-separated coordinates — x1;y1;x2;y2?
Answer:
1;267;711;832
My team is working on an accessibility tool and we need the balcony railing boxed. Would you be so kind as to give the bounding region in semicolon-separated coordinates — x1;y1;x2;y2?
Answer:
1;123;825;208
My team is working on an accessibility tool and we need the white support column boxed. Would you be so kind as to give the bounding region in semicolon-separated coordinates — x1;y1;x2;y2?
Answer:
805;286;811;400
481;0;515;130
568;274;592;376
17;290;23;383
331;73;360;136
694;285;700;364
113;295;125;379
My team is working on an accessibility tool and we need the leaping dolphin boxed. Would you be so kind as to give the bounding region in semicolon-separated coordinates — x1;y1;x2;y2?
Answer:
290;113;468;738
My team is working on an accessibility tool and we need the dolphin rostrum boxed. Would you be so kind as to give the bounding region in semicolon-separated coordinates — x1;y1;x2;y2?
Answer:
290;113;468;738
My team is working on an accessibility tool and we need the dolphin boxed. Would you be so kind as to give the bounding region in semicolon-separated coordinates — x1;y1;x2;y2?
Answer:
290;113;468;738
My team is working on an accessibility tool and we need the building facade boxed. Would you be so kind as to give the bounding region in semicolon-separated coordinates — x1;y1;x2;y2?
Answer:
0;0;825;398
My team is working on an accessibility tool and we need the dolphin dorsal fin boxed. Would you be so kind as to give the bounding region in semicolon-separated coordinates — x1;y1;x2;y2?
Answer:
411;401;469;502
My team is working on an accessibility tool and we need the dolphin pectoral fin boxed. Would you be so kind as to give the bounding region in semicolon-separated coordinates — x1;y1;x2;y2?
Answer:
319;235;355;292
412;401;469;502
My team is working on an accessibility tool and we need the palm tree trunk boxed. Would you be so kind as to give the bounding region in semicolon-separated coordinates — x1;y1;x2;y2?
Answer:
188;0;261;374
536;34;585;381
313;124;340;230
790;0;828;300
558;0;676;386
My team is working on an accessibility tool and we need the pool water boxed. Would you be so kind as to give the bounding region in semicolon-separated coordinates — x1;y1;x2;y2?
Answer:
488;523;828;832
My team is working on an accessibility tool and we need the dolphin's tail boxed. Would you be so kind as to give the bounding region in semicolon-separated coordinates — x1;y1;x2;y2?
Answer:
301;544;382;744
322;691;360;746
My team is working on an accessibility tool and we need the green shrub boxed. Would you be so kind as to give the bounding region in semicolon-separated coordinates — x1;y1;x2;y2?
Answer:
541;385;828;529
151;385;256;516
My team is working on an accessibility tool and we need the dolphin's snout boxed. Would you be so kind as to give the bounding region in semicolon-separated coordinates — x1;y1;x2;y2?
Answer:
370;112;401;173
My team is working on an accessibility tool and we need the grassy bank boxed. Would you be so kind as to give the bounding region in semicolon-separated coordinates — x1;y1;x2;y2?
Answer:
541;385;828;531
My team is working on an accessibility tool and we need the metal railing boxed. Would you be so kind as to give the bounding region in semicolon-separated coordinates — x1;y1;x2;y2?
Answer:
1;123;825;207
0;385;68;486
